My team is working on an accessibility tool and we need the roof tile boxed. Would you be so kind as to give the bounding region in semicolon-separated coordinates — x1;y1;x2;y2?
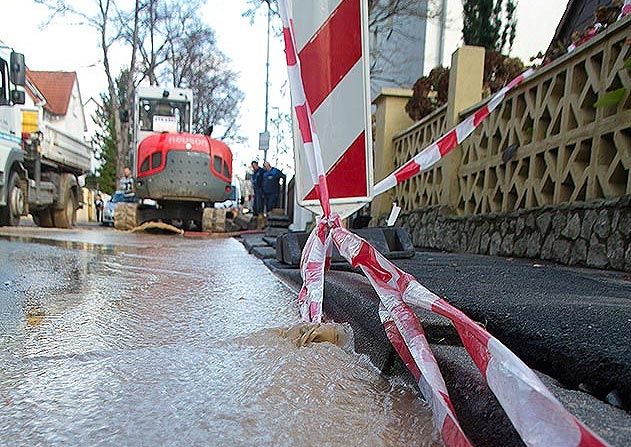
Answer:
26;70;76;116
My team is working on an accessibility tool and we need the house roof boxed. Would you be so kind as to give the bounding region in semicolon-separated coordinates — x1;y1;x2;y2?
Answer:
547;0;614;52
26;70;77;116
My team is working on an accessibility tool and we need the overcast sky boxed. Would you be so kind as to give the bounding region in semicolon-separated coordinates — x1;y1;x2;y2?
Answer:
2;0;568;178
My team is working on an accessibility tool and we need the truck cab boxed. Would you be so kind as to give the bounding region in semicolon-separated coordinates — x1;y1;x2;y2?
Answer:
132;86;193;172
0;45;91;228
0;46;27;226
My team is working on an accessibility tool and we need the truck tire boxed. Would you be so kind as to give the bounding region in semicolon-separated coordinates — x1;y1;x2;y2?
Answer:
32;208;54;227
0;172;25;227
114;203;139;231
52;181;77;229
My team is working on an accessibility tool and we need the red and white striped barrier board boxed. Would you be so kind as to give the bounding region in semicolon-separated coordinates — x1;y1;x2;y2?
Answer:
373;68;536;197
278;0;331;217
285;0;374;218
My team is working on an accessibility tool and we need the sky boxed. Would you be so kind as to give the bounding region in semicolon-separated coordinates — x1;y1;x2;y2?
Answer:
1;0;568;178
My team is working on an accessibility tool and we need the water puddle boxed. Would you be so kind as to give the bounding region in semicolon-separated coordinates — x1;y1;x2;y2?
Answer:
0;233;439;446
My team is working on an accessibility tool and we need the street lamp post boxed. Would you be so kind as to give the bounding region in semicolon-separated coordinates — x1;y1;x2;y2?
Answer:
263;0;271;162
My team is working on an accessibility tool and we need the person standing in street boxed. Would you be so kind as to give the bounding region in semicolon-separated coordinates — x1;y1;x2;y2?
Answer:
262;161;283;213
94;194;104;223
119;167;135;196
251;160;265;216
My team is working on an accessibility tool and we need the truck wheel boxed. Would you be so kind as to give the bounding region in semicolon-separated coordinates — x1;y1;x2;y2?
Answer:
0;172;25;227
32;208;54;227
114;203;139;231
52;183;77;229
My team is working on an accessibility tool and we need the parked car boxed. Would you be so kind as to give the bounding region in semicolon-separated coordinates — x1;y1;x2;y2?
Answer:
102;191;137;226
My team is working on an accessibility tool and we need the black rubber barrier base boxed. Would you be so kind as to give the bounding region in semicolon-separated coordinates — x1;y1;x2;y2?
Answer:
276;226;415;266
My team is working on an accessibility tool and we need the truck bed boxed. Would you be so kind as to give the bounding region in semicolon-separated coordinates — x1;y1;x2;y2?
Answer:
40;124;91;173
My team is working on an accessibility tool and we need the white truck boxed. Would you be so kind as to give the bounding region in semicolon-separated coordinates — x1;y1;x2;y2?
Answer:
0;46;91;228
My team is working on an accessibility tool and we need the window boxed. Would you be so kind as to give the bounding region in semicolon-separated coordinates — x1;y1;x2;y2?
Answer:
151;152;162;169
223;161;230;178
138;98;190;133
213;155;222;173
0;58;8;105
140;157;150;173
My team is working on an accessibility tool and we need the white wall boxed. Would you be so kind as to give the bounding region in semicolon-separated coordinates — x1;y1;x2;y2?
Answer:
51;80;87;138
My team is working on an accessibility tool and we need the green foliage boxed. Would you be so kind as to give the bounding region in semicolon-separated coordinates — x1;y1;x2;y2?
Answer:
593;88;627;109
624;57;631;70
462;0;518;53
92;70;130;195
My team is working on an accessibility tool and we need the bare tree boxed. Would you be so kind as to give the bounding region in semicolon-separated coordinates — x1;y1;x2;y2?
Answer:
118;0;205;86
162;11;244;141
35;0;140;180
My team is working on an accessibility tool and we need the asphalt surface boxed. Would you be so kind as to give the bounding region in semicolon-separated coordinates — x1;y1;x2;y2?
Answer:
393;251;631;409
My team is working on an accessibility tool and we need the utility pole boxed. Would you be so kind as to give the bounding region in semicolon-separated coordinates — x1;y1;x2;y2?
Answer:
437;0;448;66
262;0;271;162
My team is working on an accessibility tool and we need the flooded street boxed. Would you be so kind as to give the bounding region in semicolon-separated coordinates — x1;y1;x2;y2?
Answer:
0;227;438;446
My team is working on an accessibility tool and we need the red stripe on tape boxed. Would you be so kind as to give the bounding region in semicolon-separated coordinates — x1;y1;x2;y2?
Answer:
433;298;492;376
384;320;422;382
579;423;609;446
394;159;421;184
506;74;525;90
437;130;458;156
282;27;297;66
298;0;362;111
473;106;490;127
442;415;473;447
317;174;331;217
295;104;313;144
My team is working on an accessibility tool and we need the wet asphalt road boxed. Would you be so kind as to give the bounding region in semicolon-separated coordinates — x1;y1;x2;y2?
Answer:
0;225;437;446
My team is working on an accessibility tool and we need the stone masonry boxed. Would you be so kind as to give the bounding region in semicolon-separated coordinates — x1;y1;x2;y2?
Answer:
398;196;631;272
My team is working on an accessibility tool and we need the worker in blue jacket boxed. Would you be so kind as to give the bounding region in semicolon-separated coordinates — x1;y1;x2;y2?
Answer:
262;161;283;213
250;160;265;215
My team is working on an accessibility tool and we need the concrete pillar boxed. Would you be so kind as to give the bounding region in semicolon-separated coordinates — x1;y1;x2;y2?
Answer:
371;88;414;219
441;45;485;208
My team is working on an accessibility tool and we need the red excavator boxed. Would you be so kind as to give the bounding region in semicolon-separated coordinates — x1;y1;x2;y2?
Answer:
114;86;233;231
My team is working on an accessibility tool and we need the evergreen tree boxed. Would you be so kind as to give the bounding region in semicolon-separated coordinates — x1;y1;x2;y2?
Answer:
462;0;518;54
92;70;130;195
92;94;117;195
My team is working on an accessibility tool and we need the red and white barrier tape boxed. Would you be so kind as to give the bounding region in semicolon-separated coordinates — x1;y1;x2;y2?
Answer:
297;217;336;323
278;2;609;445
373;68;535;197
278;0;331;217
331;227;609;447
621;0;631;19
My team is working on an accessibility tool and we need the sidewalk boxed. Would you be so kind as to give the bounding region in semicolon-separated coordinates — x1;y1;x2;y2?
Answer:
244;233;631;446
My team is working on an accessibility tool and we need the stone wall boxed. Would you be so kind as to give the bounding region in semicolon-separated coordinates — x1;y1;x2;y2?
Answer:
399;197;631;272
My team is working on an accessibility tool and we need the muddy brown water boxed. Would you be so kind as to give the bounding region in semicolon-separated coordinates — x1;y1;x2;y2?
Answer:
0;228;439;446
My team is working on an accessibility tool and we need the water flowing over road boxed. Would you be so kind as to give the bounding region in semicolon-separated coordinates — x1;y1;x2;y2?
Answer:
0;228;438;446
